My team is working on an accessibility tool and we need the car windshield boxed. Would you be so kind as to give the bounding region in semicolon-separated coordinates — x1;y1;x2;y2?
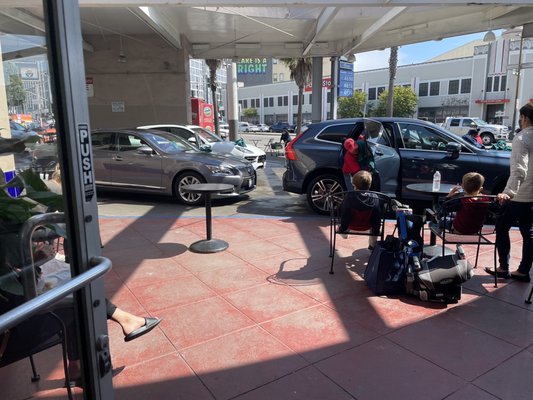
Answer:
191;127;222;143
473;118;488;125
141;131;198;154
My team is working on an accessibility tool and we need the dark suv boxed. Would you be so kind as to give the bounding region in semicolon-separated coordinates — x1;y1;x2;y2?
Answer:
283;118;511;214
269;122;295;133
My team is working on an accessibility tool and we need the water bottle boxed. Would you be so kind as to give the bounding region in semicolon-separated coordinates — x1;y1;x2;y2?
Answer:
432;170;441;192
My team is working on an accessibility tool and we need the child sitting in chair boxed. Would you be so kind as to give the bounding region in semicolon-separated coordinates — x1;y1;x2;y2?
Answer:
339;170;382;249
438;172;493;234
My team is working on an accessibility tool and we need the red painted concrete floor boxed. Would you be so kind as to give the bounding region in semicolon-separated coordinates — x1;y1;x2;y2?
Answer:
2;216;533;400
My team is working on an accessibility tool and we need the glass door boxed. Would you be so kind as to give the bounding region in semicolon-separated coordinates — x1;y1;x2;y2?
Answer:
0;1;113;398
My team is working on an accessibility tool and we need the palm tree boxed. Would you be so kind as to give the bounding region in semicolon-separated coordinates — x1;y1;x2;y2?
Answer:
205;59;221;136
281;58;312;135
386;46;398;117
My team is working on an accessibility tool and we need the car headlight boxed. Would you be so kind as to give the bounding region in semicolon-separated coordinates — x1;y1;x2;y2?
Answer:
205;164;238;175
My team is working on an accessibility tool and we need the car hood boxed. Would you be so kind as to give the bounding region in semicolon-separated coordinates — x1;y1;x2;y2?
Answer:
210;141;265;157
186;149;250;167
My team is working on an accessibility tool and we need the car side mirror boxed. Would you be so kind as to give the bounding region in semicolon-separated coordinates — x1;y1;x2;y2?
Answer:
137;146;153;155
446;142;461;159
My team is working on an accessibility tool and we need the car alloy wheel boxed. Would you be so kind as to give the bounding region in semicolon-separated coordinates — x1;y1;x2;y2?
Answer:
175;172;205;205
306;174;345;215
480;133;493;146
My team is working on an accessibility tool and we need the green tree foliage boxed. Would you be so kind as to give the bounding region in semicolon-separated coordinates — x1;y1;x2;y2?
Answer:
337;91;367;118
280;58;312;134
375;86;418;117
242;108;258;119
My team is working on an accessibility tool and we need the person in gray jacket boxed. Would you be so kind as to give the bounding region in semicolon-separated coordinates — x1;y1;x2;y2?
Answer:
487;103;533;282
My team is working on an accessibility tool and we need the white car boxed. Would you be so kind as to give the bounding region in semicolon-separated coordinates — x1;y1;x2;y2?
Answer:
246;125;261;133
256;123;270;132
138;124;266;169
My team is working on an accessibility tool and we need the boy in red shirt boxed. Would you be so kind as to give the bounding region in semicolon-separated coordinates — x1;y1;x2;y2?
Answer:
438;172;493;234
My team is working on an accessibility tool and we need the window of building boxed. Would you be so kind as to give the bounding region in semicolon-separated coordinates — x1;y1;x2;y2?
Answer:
308;94;312;104
273;73;278;82
500;75;507;91
243;100;248;108
419;82;429;97
486;76;493;93
278;96;283;106
368;87;377;100
256;98;260;108
264;97;269;107
283;96;288;106
327;91;331;103
493;76;500;92
293;95;298;105
460;78;471;94
403;84;411;88
377;86;385;97
448;79;459;95
279;73;284;81
269;97;274;107
250;99;255;108
238;100;242;106
429;81;440;96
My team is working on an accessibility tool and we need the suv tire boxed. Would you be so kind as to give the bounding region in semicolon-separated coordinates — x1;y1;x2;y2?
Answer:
480;132;494;146
306;174;345;215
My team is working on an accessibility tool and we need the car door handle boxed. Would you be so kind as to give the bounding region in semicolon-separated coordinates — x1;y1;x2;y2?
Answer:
412;156;425;161
374;150;384;156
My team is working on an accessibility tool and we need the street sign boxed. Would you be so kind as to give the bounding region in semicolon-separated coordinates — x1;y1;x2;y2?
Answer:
338;69;354;97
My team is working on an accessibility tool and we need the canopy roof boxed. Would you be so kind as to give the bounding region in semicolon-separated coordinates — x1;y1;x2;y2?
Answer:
3;1;533;58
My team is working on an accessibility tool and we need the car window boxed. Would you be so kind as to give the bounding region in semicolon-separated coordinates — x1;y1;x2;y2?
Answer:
450;119;460;127
191;127;221;143
91;131;114;151
141;132;196;154
398;123;449;151
117;133;144;152
461;118;474;127
370;123;394;147
168;127;194;141
316;124;353;144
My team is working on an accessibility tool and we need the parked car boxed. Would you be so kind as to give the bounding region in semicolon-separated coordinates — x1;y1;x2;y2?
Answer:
238;122;251;132
6;121;41;150
218;123;229;138
269;122;295;133
245;124;261;133
283;118;511;214
88;129;255;205
256;123;270;132
138;124;266;169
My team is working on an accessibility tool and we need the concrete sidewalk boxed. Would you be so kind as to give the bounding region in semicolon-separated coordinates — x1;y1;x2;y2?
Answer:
2;215;533;400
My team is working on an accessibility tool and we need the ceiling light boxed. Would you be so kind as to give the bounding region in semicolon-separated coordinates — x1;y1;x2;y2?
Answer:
117;50;127;63
483;30;496;42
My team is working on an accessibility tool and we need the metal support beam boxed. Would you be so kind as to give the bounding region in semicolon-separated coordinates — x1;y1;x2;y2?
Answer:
343;6;406;55
303;7;338;56
128;7;182;49
311;57;323;123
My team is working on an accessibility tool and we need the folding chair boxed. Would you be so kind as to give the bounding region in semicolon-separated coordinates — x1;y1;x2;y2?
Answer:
425;195;498;287
329;190;392;274
264;138;283;156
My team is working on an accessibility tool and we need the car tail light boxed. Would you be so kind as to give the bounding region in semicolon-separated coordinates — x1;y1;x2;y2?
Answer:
285;132;304;161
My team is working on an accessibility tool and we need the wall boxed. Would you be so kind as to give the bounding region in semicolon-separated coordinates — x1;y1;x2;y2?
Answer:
84;34;191;128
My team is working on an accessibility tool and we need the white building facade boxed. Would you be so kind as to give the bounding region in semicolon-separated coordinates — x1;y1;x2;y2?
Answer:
237;33;533;128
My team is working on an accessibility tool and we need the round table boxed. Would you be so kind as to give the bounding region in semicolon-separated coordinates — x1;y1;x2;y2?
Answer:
406;182;457;250
182;183;234;253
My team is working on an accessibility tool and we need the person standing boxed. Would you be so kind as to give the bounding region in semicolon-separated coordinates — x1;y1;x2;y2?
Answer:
486;103;533;282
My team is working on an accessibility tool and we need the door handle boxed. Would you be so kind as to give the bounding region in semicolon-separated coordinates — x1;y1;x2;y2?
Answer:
412;156;425;161
374;150;384;156
0;256;112;333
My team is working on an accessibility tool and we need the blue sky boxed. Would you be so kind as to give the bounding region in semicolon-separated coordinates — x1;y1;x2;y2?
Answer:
354;31;502;72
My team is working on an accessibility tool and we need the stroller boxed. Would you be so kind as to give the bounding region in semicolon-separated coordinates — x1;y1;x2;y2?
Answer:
394;201;474;303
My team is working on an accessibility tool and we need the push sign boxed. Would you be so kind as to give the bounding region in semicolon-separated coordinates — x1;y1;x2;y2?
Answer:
78;124;95;202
